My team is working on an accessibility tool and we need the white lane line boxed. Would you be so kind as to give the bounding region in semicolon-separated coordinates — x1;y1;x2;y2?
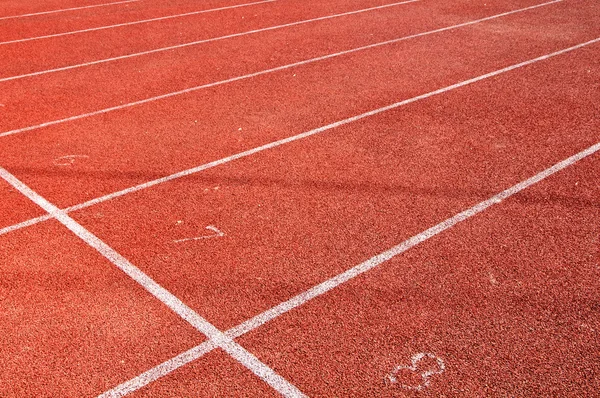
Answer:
0;0;562;138
98;341;218;398
0;0;138;21
0;34;597;241
0;0;418;82
0;0;277;46
0;167;306;398
101;140;600;397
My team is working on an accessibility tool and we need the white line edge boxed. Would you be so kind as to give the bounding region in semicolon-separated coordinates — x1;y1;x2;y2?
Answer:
0;0;138;21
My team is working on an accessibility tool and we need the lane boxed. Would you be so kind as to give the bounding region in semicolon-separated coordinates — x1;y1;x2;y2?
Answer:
65;41;599;331
237;153;600;397
0;0;416;79
0;0;412;76
0;0;277;46
1;0;596;209
0;0;137;20
0;220;204;397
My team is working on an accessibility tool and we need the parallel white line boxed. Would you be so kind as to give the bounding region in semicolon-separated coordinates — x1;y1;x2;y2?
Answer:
0;0;276;46
0;34;597;241
0;0;562;138
0;167;306;398
0;0;138;21
101;140;600;397
0;0;417;82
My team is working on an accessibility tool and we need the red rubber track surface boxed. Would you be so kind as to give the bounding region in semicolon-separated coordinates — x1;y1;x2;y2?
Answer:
0;0;598;396
0;0;268;41
0;0;416;76
1;0;598;208
0;179;46;229
71;40;599;330
129;349;280;397
240;152;600;397
0;221;203;397
0;0;136;17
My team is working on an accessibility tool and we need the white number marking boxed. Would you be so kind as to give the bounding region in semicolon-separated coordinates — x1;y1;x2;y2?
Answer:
173;225;225;243
53;155;89;166
387;352;445;391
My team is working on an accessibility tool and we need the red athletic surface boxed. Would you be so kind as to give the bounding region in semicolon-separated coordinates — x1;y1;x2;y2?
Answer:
70;41;599;330
0;0;598;396
2;0;598;209
129;350;279;397
240;153;600;397
0;221;203;396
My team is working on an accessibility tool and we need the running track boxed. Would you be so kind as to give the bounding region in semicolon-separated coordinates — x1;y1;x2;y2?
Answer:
0;0;598;396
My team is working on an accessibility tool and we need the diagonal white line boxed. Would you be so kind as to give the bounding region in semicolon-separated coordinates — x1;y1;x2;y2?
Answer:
100;140;600;397
95;35;600;396
0;0;138;21
0;167;306;398
0;0;562;138
0;214;54;236
0;33;596;241
0;0;277;46
98;341;218;397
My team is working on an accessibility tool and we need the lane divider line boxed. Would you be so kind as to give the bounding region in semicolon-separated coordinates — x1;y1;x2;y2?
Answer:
0;0;562;137
0;0;138;21
0;0;277;46
0;0;417;81
100;139;600;396
0;34;597;241
0;167;306;398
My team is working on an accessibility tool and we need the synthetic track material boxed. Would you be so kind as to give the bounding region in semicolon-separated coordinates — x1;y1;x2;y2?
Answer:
0;167;306;397
1;0;598;395
97;143;600;396
0;0;276;46
0;0;138;21
0;0;570;137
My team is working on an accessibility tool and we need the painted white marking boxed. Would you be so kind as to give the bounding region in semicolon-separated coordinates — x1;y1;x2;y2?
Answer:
0;0;562;137
98;341;218;397
0;0;138;21
0;167;305;398
100;141;600;396
173;225;225;243
0;0;276;46
52;154;89;166
0;34;597;241
0;214;54;236
0;0;417;81
387;353;445;390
